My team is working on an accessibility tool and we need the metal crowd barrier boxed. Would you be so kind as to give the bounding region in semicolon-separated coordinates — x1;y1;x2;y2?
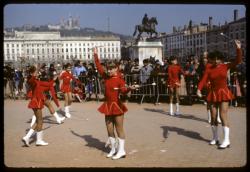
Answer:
124;74;195;104
74;74;204;104
7;73;245;107
77;75;102;102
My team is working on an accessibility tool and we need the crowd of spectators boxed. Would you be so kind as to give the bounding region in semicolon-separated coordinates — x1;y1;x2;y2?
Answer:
4;55;246;106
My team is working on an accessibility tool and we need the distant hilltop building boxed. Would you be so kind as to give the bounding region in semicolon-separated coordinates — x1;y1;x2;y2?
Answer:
48;15;80;30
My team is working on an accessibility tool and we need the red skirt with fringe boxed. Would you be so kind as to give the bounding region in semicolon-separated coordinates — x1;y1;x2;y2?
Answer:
28;98;45;109
207;87;234;103
98;102;128;116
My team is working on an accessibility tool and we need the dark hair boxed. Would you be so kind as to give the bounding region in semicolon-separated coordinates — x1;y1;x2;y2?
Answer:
143;59;149;63
208;51;225;60
107;62;118;69
169;56;177;62
49;63;54;68
41;63;47;69
29;66;36;74
65;63;72;69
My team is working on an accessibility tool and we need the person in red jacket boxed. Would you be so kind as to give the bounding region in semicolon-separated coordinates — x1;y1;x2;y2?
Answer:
60;63;76;118
30;66;65;127
198;52;222;124
197;40;242;149
93;47;138;160
167;56;184;115
22;66;55;146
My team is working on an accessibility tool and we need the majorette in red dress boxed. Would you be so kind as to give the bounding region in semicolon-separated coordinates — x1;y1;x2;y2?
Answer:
94;53;130;116
60;71;75;93
167;64;183;88
198;48;242;103
27;76;56;109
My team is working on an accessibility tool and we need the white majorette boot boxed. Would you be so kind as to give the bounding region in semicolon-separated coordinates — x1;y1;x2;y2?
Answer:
22;128;35;147
175;103;181;115
217;112;222;124
112;138;126;160
64;106;71;118
169;103;174;116
209;125;219;145
36;131;48;146
30;115;36;127
219;126;230;149
106;137;117;158
207;110;211;124
53;112;65;124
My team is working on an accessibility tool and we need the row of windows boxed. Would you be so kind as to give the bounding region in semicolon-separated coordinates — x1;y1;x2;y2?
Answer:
5;53;120;61
5;42;120;48
168;38;204;47
167;47;205;53
230;24;245;32
187;39;203;46
64;42;118;47
185;34;204;39
5;47;120;54
168;33;205;42
167;37;202;42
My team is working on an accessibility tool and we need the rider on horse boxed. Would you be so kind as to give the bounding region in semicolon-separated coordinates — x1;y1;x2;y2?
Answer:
133;14;158;40
142;13;150;29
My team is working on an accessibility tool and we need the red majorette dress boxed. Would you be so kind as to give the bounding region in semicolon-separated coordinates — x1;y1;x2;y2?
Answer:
26;76;60;107
94;53;130;116
28;76;55;109
60;71;75;93
167;64;183;88
198;48;242;103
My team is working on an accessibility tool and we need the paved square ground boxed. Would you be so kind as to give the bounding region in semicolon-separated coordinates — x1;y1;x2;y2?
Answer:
4;99;246;167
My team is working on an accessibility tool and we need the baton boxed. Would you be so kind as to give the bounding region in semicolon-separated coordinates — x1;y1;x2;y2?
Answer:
113;82;156;90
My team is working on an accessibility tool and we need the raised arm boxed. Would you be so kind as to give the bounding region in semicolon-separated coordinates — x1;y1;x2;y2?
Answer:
227;40;242;69
93;48;105;77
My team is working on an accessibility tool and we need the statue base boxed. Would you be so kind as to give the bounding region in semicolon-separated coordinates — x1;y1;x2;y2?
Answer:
130;39;163;67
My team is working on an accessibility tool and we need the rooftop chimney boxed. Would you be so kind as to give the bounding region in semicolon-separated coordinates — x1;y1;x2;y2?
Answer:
234;9;238;21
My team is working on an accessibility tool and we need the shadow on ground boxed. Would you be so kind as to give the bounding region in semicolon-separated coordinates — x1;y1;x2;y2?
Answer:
26;116;58;125
70;130;108;153
144;108;208;123
160;126;210;143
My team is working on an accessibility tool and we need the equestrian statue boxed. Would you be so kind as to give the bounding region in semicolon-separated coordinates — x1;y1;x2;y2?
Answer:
133;13;158;41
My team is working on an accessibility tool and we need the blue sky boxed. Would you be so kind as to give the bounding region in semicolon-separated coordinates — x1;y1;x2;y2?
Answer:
4;4;246;36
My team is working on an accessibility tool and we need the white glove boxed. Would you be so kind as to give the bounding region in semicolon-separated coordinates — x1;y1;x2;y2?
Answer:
197;90;202;98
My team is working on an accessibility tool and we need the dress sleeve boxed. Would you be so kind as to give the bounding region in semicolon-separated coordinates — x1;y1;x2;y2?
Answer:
28;76;37;89
198;68;209;91
94;53;105;78
119;78;130;94
39;80;54;88
71;73;77;82
227;48;242;69
179;65;185;75
49;86;60;107
168;66;173;82
60;72;65;80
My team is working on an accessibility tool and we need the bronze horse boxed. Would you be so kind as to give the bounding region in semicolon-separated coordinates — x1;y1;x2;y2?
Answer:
133;17;158;40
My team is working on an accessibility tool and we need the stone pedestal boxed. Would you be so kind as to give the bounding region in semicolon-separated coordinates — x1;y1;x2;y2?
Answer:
130;40;163;67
